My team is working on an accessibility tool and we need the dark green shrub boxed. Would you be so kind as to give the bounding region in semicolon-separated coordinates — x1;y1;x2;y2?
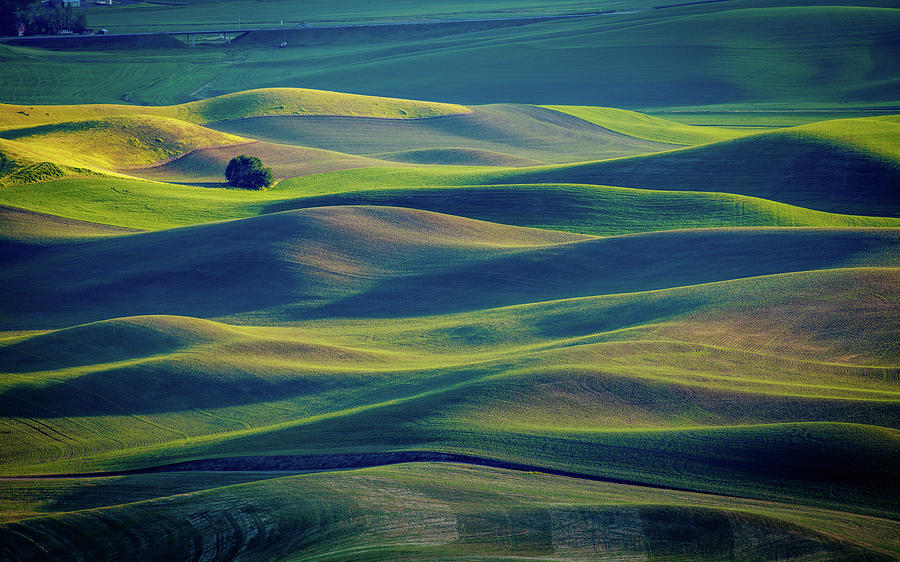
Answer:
225;155;273;189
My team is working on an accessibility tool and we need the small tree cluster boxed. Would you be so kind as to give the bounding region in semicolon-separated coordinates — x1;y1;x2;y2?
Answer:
13;1;86;36
225;155;273;189
0;0;31;36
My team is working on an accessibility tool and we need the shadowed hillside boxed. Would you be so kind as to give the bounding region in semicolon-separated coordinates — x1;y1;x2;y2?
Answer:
266;184;900;236
0;207;594;327
2;464;896;560
495;117;900;216
1;267;898;517
1;207;897;328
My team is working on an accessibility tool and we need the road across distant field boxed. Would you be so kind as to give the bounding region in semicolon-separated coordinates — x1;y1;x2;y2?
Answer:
1;11;606;42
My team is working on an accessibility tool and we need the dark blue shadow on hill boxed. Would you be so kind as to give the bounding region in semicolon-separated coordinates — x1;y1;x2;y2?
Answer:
0;365;323;416
501;136;900;217
0;361;497;417
0;322;190;374
0;241;55;264
0;212;370;330
110;391;899;518
2;223;897;328
297;229;900;319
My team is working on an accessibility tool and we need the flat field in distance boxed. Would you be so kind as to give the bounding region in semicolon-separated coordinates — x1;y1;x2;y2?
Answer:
0;0;898;559
3;1;899;108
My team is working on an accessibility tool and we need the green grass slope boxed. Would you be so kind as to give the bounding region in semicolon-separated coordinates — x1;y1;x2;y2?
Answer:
0;138;106;187
0;96;722;187
3;267;896;420
370;147;544;167
0;1;898;554
0;205;139;266
497;116;900;216
1;207;898;328
1;267;897;516
541;105;755;145
3;5;898;108
177;5;896;109
269;184;900;236
0;88;470;130
84;0;623;32
0;115;246;171
0;206;600;327
299;227;900;319
0;177;277;230
6;173;898;235
175;87;471;122
209;104;680;164
0;90;470;178
1;465;896;560
131;141;395;183
791;115;900;161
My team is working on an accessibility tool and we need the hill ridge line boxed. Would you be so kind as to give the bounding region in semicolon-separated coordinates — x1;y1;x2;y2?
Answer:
0;451;761;500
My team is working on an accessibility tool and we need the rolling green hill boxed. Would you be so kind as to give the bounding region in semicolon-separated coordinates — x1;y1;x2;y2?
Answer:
0;89;472;184
492;116;900;216
0;205;139;250
0;115;246;171
86;0;609;33
1;265;897;520
0;138;105;187
3;464;897;560
0;104;896;236
541;105;755;145
369;147;544;167
6;174;900;235
0;1;898;553
4;464;900;560
208;104;680;164
132;141;394;183
266;184;900;236
1;206;897;327
0;88;470;130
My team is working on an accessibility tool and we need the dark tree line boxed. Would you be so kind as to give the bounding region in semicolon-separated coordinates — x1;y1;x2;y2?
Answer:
0;0;31;36
1;1;86;36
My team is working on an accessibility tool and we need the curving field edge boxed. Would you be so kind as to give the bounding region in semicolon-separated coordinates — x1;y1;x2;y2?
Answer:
0;451;745;498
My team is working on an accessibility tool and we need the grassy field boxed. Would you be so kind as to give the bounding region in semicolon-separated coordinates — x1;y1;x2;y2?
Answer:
85;0;617;32
493;115;900;216
541;105;757;144
2;464;899;560
0;87;470;183
3;464;899;559
1;3;898;109
208;104;680;164
1;0;899;557
0;87;470;131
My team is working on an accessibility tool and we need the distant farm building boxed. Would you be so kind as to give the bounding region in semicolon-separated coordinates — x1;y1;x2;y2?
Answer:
42;0;81;7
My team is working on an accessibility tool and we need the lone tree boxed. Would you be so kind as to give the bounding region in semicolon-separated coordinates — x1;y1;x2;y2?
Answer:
225;155;273;189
